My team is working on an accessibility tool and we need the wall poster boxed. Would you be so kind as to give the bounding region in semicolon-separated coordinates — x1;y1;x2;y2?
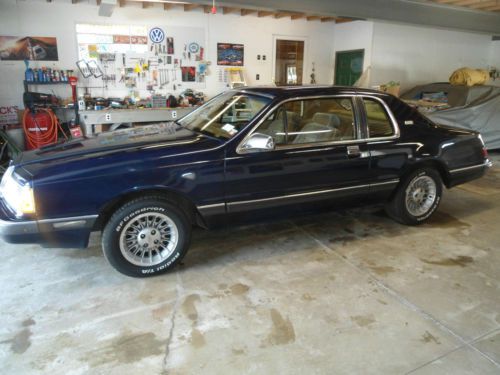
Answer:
217;43;244;66
0;36;58;61
181;66;196;82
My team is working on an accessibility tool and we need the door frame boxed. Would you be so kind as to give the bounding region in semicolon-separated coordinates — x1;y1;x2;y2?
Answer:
334;49;365;86
272;34;309;86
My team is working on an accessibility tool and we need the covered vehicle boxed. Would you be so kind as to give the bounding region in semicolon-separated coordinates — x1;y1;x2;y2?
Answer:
401;83;500;150
0;86;492;277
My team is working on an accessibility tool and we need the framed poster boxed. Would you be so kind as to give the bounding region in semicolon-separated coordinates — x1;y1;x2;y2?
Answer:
167;37;174;54
217;43;244;66
0;36;58;61
181;66;196;82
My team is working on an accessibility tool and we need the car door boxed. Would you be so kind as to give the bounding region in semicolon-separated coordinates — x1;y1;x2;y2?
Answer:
224;95;372;213
357;95;408;193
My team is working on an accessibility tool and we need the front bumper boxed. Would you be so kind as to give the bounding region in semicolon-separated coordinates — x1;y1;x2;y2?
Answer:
0;201;97;248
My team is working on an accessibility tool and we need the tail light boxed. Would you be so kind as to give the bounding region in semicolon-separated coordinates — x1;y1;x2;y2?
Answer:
478;134;488;159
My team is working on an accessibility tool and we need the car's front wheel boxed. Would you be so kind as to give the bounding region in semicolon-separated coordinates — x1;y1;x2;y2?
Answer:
102;196;191;277
385;168;443;225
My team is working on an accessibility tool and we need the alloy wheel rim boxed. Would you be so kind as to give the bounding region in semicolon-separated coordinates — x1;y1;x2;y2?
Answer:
119;212;178;267
405;175;437;217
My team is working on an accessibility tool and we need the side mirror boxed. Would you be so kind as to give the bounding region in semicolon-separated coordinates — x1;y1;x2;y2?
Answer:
240;133;275;153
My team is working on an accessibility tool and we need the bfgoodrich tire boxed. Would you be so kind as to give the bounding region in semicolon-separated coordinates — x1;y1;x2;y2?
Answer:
385;168;442;225
102;196;191;277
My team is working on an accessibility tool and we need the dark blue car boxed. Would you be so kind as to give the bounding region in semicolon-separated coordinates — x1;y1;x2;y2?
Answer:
0;86;492;277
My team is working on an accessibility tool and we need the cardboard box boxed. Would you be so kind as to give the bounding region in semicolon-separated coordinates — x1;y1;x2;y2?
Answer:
93;124;111;134
380;84;400;97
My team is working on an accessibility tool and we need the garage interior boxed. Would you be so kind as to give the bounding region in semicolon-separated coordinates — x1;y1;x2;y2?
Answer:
1;0;500;374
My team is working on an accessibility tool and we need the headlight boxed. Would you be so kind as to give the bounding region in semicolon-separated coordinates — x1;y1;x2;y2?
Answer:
0;166;36;217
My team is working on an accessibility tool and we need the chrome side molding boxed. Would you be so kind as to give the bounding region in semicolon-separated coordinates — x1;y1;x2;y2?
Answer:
449;160;492;174
225;179;400;209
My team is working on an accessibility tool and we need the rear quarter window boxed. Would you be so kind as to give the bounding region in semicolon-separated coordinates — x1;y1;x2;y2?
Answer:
362;98;394;138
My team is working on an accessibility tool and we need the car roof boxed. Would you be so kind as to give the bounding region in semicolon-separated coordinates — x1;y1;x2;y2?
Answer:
236;85;386;99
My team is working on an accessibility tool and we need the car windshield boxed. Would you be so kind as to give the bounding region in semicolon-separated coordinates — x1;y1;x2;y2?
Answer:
177;92;271;140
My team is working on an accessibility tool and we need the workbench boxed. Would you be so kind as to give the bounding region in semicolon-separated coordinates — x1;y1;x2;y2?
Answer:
79;107;195;135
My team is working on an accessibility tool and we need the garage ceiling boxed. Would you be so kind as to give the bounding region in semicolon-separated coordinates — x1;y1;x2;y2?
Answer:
428;0;500;13
179;0;500;34
57;0;500;34
85;0;355;23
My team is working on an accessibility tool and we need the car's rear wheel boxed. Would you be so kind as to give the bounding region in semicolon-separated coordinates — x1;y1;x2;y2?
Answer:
385;168;442;225
102;196;191;277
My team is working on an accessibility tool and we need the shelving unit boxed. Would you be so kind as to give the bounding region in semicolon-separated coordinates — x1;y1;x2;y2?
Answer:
23;80;79;125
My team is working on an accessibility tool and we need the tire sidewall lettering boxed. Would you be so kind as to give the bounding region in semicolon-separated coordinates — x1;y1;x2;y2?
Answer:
103;198;189;277
140;252;180;274
115;206;166;232
112;204;181;275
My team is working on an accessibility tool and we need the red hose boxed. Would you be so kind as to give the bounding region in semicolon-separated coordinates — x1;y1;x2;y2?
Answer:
22;108;67;150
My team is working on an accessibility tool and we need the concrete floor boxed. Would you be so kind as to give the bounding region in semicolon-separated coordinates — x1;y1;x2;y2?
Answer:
1;154;500;375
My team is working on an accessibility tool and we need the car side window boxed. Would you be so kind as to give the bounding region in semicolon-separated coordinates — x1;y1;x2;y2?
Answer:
256;107;287;145
284;98;356;145
254;97;356;146
363;98;395;138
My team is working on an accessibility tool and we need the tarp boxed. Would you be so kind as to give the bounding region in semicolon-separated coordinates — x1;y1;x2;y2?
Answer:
427;87;500;150
402;84;500;150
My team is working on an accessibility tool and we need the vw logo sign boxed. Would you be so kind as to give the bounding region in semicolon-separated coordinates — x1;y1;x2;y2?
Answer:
149;27;165;44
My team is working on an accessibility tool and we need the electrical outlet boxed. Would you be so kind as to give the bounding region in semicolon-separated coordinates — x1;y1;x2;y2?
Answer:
256;74;260;80
105;113;111;122
172;111;177;119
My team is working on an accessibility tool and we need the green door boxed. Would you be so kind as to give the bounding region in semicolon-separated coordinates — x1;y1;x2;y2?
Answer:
334;49;364;86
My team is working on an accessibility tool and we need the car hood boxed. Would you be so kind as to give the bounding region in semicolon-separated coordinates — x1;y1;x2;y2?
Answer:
15;123;222;171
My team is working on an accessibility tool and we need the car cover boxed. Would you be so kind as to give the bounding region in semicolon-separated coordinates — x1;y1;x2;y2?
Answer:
402;84;500;150
426;86;500;150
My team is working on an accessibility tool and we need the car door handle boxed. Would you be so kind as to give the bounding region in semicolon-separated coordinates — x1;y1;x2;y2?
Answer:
347;145;361;157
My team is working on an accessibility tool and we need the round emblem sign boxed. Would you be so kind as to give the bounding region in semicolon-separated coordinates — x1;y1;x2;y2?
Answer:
188;42;200;53
149;27;165;44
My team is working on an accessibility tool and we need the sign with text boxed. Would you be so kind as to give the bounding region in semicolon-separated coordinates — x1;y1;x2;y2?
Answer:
0;104;20;125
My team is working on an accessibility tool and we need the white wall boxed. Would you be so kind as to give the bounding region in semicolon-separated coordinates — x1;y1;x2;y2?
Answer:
489;41;500;86
489;41;500;65
370;22;493;91
332;21;374;83
2;0;499;111
0;0;336;108
332;20;498;91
